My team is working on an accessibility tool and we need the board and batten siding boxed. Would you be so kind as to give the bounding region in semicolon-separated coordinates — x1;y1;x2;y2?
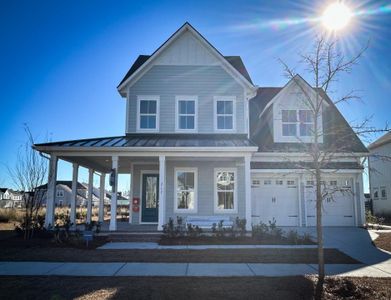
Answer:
126;65;246;133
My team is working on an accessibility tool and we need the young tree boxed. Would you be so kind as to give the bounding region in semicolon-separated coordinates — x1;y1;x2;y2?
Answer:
278;37;367;298
7;125;48;239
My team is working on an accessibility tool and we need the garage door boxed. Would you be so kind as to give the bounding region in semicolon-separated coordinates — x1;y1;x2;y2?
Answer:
251;177;299;226
305;177;355;226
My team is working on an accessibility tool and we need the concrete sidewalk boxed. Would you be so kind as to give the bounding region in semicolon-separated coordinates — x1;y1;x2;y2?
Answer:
98;242;317;250
0;261;390;277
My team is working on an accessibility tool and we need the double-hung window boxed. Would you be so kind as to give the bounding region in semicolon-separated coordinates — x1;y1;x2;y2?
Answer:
137;96;159;131
215;168;236;213
176;96;197;131
215;96;235;131
175;168;197;212
282;110;297;136
299;110;314;136
281;109;314;137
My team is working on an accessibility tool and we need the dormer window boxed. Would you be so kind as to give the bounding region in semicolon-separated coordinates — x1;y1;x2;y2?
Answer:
281;109;314;137
137;96;159;131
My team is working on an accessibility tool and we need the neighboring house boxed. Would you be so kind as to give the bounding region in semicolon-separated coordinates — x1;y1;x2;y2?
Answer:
0;188;24;208
36;181;88;207
368;131;391;215
34;23;367;231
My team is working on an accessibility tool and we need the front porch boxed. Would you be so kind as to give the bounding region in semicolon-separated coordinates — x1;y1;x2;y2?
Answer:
34;134;257;231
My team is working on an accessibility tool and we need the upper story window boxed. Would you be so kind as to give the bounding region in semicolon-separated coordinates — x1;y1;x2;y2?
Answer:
214;96;236;131
282;109;314;137
176;96;197;131
381;186;387;199
137;96;159;131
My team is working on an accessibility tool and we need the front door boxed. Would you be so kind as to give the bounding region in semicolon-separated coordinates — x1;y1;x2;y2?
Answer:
141;173;159;223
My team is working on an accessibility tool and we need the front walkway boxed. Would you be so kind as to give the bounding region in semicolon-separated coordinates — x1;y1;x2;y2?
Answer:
0;261;390;277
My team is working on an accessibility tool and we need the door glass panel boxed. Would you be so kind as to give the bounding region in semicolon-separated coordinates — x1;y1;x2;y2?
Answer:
146;176;157;208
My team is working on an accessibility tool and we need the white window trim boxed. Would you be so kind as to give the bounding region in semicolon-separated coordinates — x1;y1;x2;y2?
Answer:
175;95;198;132
214;167;238;214
214;96;236;132
136;95;160;132
174;167;198;213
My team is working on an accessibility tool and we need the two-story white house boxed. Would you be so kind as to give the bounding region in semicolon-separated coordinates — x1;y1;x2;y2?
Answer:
368;131;391;215
34;23;367;231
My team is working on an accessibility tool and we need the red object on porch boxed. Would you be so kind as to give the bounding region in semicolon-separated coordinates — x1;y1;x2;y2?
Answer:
133;198;140;205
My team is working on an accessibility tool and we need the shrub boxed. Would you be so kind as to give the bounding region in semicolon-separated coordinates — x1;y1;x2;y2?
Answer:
252;221;268;240
187;223;202;238
162;217;186;238
286;230;299;244
268;218;283;239
235;217;247;237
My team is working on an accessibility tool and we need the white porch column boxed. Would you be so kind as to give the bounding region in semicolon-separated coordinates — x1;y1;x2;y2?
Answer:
128;163;134;224
158;155;166;230
45;154;58;228
244;154;252;231
87;169;94;223
98;173;105;223
109;156;119;231
70;163;79;229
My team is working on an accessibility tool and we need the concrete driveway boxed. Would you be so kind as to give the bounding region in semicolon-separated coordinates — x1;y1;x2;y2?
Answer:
298;227;391;275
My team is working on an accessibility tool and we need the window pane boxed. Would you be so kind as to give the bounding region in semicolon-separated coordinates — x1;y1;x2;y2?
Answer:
225;101;233;114
140;101;149;114
217;191;234;209
146;177;157;208
282;110;297;122
177;172;195;190
217;101;225;114
217;172;234;191
140;116;149;128
179;101;187;114
140;116;156;129
282;124;296;136
300;123;313;136
187;101;195;114
177;191;194;209
179;116;187;129
148;101;157;113
225;116;233;129
299;110;313;122
217;116;225;129
187;116;194;129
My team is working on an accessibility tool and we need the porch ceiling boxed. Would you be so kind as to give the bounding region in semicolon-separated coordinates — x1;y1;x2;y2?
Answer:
58;155;245;174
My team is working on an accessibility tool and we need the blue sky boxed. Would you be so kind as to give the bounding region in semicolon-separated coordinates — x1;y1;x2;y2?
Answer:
0;0;390;192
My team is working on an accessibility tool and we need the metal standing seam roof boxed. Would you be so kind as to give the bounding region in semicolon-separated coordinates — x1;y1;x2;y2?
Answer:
33;134;258;149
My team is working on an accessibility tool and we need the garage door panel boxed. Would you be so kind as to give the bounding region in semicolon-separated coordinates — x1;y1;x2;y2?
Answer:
305;177;355;227
251;177;299;226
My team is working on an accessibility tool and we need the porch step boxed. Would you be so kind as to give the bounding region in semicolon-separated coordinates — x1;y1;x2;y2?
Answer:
108;234;162;243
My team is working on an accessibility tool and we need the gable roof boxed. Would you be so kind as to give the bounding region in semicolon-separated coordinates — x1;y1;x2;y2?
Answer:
118;55;253;88
117;22;256;95
249;85;368;153
36;181;86;190
368;131;391;150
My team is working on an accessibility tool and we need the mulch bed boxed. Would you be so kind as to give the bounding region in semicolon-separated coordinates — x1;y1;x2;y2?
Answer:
159;235;315;245
0;276;390;300
373;232;391;252
0;246;359;263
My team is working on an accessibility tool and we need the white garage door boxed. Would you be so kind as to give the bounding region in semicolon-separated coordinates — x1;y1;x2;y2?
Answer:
252;177;299;226
305;177;355;226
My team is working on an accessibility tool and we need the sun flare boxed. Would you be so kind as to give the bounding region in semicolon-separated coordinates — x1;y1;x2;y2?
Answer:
322;2;352;31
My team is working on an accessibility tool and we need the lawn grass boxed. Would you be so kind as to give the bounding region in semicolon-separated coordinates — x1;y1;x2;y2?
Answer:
374;232;391;252
0;276;390;300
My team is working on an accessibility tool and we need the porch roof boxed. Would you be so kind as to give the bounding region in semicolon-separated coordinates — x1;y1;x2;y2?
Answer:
34;133;258;151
